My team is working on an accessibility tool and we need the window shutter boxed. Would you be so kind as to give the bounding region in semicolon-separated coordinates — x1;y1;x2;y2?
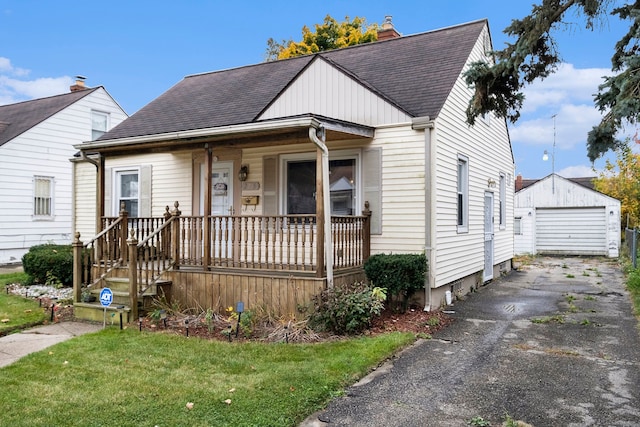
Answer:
104;167;112;215
139;165;152;217
263;156;278;216
363;147;382;235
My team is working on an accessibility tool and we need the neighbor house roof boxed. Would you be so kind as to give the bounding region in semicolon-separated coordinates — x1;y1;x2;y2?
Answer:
0;88;100;147
101;19;487;141
516;174;596;192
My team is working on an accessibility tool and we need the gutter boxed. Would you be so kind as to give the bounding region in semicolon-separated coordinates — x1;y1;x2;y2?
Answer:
308;126;334;287
412;117;435;311
75;117;331;151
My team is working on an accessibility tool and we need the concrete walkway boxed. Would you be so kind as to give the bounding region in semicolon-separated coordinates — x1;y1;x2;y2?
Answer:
0;322;102;368
302;257;640;426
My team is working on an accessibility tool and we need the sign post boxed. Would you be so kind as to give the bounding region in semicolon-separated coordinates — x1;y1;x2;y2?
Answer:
99;287;113;328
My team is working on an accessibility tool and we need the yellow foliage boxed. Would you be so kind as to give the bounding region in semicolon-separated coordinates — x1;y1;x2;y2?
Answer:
593;139;640;228
271;15;378;60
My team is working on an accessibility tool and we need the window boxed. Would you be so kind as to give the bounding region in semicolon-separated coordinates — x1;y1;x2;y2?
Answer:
91;111;108;140
283;154;356;215
499;172;506;229
514;217;523;235
33;176;53;218
116;170;139;217
457;155;469;232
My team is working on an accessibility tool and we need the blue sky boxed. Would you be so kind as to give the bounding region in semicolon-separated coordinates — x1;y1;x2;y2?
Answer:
0;0;632;178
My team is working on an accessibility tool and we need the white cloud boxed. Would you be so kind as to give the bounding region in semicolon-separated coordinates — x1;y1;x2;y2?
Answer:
510;62;610;150
0;58;73;105
0;57;29;76
557;165;597;178
520;63;610;113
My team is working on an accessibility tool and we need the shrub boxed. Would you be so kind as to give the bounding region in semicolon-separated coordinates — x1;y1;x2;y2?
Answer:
364;253;427;311
22;244;74;287
309;282;386;335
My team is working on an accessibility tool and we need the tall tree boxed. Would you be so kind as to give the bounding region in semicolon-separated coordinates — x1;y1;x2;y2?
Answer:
464;0;640;162
593;136;640;227
265;15;378;61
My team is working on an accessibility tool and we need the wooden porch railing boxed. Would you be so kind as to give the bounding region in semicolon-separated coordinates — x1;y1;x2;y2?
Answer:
73;201;371;310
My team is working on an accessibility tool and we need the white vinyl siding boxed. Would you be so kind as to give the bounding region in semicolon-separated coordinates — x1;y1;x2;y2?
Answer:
259;58;411;127
431;23;514;288
102;152;192;217
0;88;127;264
73;160;97;241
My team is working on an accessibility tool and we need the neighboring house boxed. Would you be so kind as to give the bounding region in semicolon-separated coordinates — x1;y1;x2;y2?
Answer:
0;78;127;265
73;18;514;318
514;173;620;257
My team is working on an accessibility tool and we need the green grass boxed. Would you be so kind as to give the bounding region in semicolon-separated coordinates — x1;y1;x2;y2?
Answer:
0;292;46;335
0;328;414;426
0;272;28;287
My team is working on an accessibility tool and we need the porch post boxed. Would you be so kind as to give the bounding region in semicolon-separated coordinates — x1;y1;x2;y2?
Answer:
171;201;182;267
119;202;129;264
72;232;83;304
203;148;212;269
127;230;139;321
315;148;325;279
362;201;372;262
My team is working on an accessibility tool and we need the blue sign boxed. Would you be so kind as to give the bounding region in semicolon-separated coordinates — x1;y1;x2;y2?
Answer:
100;288;113;307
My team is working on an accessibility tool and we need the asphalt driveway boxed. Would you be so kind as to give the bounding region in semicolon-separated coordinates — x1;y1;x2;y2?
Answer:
302;256;640;426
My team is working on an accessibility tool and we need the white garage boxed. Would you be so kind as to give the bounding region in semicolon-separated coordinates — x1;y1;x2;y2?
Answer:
514;174;620;257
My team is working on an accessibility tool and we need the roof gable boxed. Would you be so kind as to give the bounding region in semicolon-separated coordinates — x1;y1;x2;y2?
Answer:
101;19;487;141
0;88;99;147
258;56;412;125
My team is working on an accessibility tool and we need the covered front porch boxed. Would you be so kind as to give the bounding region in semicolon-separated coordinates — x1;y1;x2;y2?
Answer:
73;117;375;320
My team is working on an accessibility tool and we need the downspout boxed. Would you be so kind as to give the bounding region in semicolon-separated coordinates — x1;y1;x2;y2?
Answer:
80;150;100;170
308;126;334;287
412;117;435;311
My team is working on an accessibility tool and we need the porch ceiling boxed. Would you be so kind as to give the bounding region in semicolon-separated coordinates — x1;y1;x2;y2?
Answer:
75;116;374;155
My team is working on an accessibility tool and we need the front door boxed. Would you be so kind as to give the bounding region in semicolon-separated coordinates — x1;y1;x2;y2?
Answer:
484;191;494;281
211;164;233;216
200;162;234;260
199;162;234;216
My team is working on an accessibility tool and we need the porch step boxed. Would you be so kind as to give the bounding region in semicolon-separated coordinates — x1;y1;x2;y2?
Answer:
74;302;133;323
76;279;172;323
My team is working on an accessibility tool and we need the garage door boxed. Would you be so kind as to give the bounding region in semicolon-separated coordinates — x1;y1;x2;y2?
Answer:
535;207;607;255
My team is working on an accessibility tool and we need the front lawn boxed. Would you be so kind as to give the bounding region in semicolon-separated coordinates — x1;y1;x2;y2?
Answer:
0;328;414;426
0;291;46;335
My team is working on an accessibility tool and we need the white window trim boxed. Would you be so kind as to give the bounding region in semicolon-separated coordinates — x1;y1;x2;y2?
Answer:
514;216;523;235
457;154;469;233
91;110;110;141
499;172;506;230
279;149;361;215
113;167;140;216
33;176;54;220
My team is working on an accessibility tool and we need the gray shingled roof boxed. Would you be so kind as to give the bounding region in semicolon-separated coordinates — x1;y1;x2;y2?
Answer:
0;88;99;147
102;19;486;141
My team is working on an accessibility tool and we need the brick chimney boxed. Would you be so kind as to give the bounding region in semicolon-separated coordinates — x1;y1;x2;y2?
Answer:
515;174;523;192
377;16;401;41
70;75;87;92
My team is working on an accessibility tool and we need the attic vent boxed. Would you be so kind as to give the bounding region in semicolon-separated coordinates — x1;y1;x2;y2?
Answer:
0;121;9;133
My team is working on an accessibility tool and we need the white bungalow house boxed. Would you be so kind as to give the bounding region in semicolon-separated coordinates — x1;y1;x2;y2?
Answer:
72;19;514;320
0;78;127;265
514;174;620;257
